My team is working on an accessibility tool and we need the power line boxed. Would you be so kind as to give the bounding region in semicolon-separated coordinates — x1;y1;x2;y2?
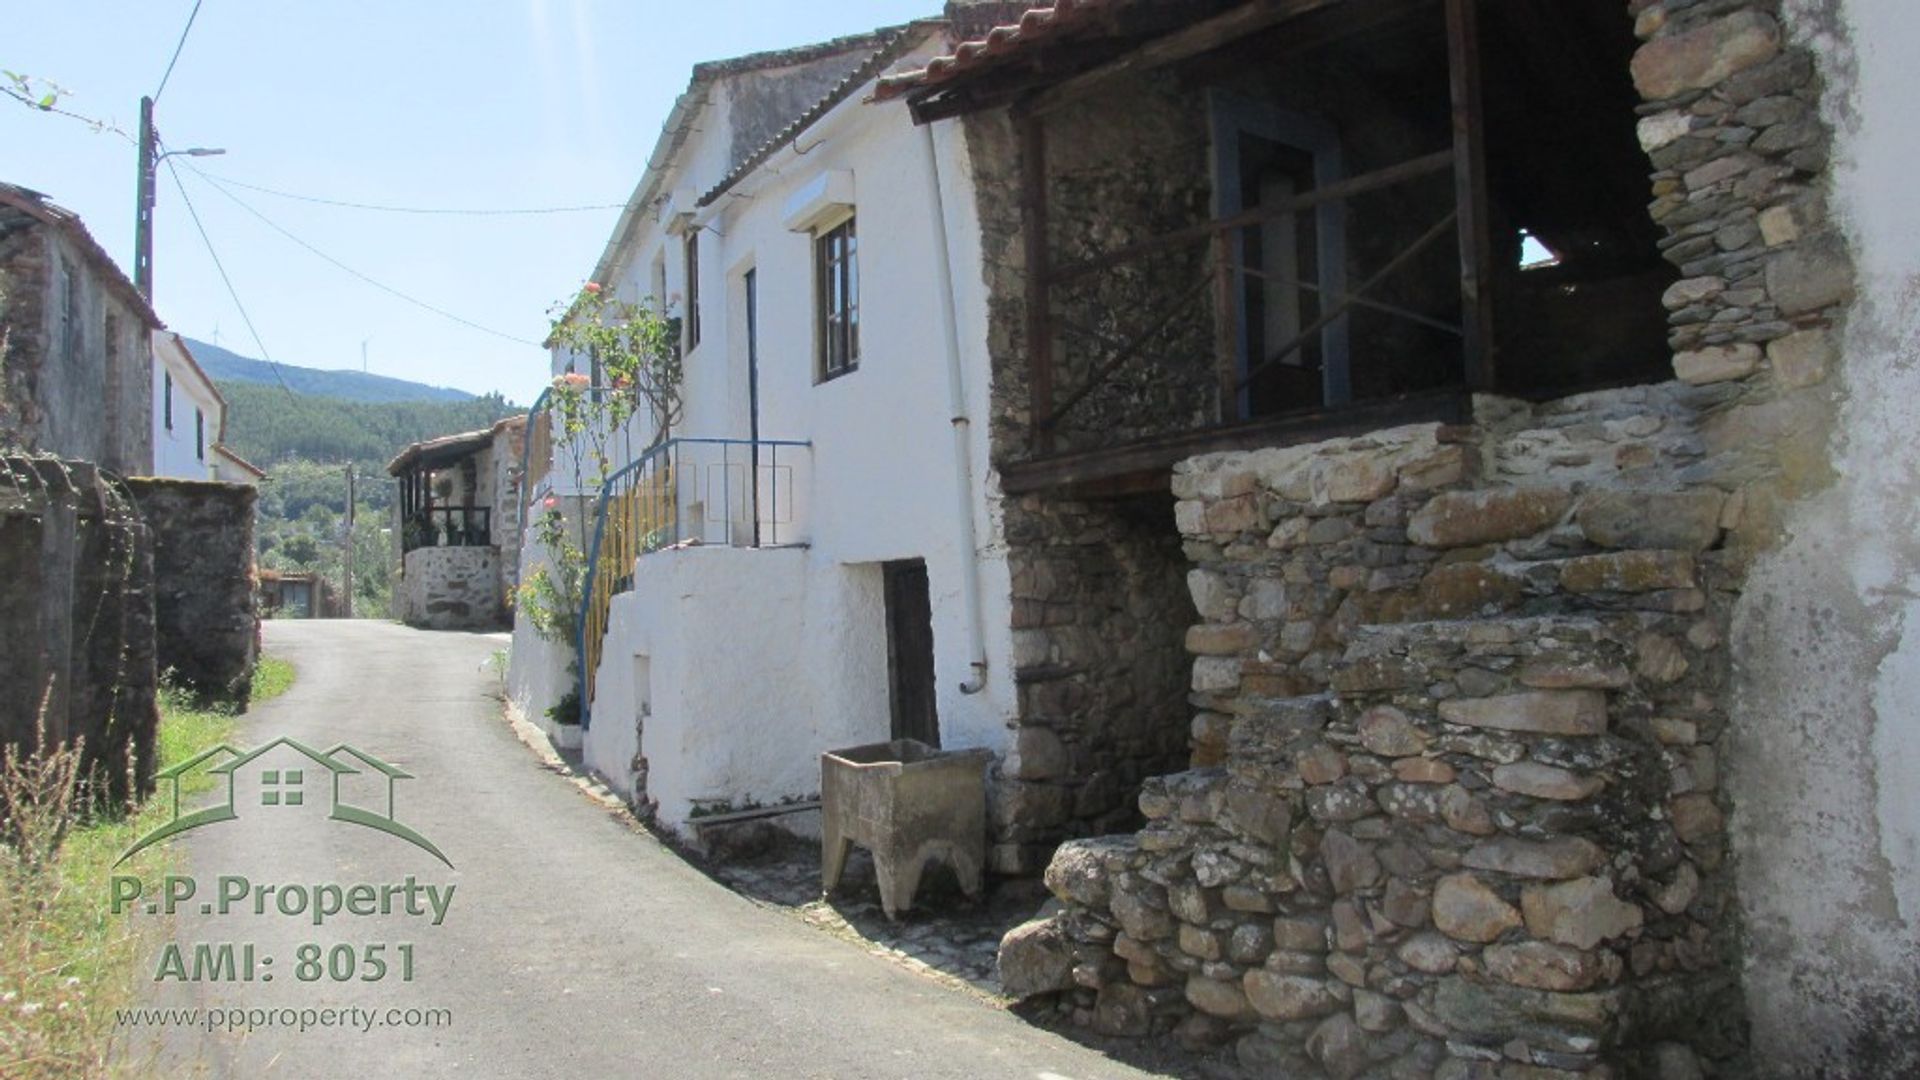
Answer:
153;0;205;103
164;156;296;400
197;174;627;217
183;164;544;347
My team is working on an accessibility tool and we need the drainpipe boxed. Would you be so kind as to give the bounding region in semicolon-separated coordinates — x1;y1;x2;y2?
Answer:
921;122;989;696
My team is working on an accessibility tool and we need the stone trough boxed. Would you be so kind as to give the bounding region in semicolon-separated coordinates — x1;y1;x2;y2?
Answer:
820;739;992;919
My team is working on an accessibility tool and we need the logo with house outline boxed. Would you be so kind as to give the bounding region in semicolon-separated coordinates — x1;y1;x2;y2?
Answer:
116;737;452;867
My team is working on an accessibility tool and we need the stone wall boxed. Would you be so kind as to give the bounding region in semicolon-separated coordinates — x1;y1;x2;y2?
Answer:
125;478;259;701
964;72;1215;460
0;208;153;477
398;546;505;631
995;493;1197;876
490;421;527;588
963;78;1218;877
0;456;158;806
978;1;1901;1070
1011;398;1745;1077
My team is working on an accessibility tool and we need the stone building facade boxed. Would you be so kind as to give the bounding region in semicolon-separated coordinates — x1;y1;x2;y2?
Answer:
881;0;1915;1074
0;184;157;477
389;418;526;631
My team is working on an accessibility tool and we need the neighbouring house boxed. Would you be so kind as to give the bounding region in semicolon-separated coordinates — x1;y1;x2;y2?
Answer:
509;17;1023;838
0;185;260;704
866;0;1916;1076
151;330;263;484
0;182;158;475
388;417;526;631
257;568;343;620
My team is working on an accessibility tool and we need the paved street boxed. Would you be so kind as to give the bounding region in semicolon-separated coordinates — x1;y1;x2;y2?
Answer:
132;620;1168;1079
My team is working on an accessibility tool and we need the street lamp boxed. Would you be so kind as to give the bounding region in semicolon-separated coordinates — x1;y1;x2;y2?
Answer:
134;93;224;301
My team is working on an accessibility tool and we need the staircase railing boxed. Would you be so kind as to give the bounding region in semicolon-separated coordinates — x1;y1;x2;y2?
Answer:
575;436;809;727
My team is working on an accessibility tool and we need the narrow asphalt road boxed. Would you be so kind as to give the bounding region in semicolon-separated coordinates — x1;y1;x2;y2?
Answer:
133;620;1167;1079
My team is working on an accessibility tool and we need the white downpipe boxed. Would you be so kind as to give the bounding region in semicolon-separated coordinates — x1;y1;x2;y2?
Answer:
921;122;988;696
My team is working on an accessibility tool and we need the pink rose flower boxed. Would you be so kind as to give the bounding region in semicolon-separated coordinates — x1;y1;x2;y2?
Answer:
584;282;602;295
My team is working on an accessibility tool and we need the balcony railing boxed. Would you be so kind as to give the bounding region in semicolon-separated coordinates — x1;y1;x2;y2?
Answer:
576;437;810;723
402;506;492;553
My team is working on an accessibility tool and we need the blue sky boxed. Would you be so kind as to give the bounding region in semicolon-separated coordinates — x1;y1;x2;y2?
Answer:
4;0;935;405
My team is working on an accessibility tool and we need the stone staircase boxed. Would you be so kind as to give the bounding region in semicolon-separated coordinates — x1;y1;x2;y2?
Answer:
1001;399;1743;1078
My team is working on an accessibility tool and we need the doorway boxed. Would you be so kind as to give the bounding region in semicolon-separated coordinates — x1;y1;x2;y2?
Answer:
883;559;938;747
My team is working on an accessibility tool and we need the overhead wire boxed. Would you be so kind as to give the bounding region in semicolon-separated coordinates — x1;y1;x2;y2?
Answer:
163;155;296;399
182;162;543;347
153;0;205;104
193;174;626;217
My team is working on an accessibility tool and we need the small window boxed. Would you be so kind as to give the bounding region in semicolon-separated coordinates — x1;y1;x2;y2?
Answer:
195;409;205;461
684;231;701;351
815;216;858;381
163;370;174;430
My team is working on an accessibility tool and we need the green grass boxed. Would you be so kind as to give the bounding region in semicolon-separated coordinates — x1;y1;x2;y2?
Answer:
251;656;295;705
0;655;294;1078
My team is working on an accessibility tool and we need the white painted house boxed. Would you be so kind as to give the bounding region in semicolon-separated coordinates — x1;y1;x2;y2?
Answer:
150;330;261;484
510;19;1018;840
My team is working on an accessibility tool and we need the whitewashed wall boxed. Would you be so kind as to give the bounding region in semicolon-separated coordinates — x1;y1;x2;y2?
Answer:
1731;1;1920;1070
565;42;1020;843
150;332;221;480
586;545;888;831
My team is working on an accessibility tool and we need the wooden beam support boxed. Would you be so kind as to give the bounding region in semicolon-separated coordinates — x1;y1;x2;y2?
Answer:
1051;150;1455;285
1000;389;1473;495
1446;0;1497;391
1018;109;1056;456
1029;0;1352;118
1237;211;1459;391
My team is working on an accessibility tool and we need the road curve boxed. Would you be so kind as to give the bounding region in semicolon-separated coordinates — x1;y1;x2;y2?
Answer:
131;620;1167;1080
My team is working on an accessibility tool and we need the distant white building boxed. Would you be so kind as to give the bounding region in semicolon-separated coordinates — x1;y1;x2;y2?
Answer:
151;330;260;484
510;19;1017;841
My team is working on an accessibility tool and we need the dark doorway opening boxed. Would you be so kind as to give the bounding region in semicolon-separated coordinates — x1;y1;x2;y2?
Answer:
883;559;939;747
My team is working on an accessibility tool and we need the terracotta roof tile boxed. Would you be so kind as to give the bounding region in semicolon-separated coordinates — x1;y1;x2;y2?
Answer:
873;0;1130;101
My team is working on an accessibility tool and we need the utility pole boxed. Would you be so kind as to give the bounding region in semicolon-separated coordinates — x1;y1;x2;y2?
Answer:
134;96;156;300
132;96;223;302
342;464;356;618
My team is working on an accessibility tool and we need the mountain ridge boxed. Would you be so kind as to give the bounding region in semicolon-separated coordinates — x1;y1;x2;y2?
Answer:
184;337;478;404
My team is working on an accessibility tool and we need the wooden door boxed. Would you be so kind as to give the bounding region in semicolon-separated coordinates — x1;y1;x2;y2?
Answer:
883;559;939;747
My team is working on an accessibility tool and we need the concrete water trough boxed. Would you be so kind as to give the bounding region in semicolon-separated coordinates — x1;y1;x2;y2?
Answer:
820;739;992;920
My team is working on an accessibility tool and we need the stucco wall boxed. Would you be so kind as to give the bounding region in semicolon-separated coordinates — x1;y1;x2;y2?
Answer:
544;37;1023;839
1725;0;1920;1071
583;545;889;836
150;333;222;481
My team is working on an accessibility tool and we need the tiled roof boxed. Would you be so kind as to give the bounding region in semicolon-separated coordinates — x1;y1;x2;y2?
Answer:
0;181;164;330
872;0;1129;102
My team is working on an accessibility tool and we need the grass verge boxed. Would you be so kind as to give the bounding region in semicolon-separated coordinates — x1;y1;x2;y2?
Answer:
0;654;293;1078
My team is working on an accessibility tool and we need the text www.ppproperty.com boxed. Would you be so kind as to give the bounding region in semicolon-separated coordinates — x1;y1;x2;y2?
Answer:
115;1005;452;1034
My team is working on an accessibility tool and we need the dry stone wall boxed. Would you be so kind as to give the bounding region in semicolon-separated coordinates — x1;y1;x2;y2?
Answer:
125;478;259;702
1015;402;1746;1077
0;456;158;806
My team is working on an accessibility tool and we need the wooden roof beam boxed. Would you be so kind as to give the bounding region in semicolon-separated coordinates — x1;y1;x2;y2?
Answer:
1026;0;1358;118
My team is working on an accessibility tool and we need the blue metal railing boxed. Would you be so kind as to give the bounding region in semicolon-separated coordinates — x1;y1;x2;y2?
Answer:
574;436;810;728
